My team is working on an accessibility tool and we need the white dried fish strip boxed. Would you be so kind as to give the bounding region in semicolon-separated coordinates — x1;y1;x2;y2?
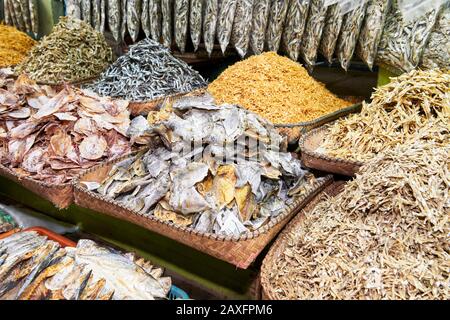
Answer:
174;0;190;53
107;0;121;42
320;3;344;64
231;0;254;58
421;5;450;69
190;0;204;51
161;0;173;47
250;0;271;55
203;0;219;56
217;0;238;54
149;0;162;41
282;0;310;61
265;0;290;52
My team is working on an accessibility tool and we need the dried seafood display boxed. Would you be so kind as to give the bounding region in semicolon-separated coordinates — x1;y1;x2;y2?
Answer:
0;24;36;68
14;16;113;84
82;95;325;236
0;74;132;184
203;0;219;56
174;0;189;53
217;0;238;54
3;0;39;37
190;0;204;51
231;0;254;58
0;231;171;300
282;0;310;61
320;2;344;65
149;0;162;42
208;52;351;124
127;0;142;42
161;0;173;48
87;38;206;102
265;0;290;52
318;68;449;162
250;0;271;55
265;140;449;299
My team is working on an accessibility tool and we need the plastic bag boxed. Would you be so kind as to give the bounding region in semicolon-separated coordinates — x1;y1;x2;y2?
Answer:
142;0;151;37
320;1;344;64
266;0;290;52
282;0;310;61
174;0;190;53
217;0;238;54
356;0;392;70
377;0;442;72
421;4;450;69
28;0;39;36
20;0;32;33
65;0;82;20
336;0;369;71
127;0;142;42
250;0;271;55
149;0;162;41
108;0;121;41
161;0;173;47
190;0;204;51
4;0;12;26
11;0;26;31
93;0;102;31
121;0;128;41
81;0;92;26
203;0;219;56
300;0;328;71
100;0;106;33
231;0;254;57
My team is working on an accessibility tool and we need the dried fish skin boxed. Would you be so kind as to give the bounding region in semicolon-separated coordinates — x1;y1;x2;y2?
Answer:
149;0;162;41
174;0;190;53
265;0;290;52
161;0;173;47
320;3;344;65
250;0;271;55
190;0;204;51
127;0;142;42
217;0;238;54
203;0;219;56
282;0;310;61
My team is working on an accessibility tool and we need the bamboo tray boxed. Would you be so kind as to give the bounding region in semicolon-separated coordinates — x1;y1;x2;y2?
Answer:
260;181;346;300
299;126;363;176
73;154;333;269
0;164;73;209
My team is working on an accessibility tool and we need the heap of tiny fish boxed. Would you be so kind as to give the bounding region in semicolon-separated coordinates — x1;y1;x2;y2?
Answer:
3;0;39;37
82;95;324;236
87;38;206;102
318;68;449;162
265;140;449;299
15;16;113;84
0;231;171;300
0;74;132;184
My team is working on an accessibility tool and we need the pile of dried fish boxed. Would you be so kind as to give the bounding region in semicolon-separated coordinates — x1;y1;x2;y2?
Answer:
208;52;351;124
15;16;113;84
3;0;39;37
421;4;450;69
282;0;310;61
87;38;206;102
0;231;172;300
266;140;449;299
319;68;449;162
0;24;36;68
82;95;324;236
0;74;132;184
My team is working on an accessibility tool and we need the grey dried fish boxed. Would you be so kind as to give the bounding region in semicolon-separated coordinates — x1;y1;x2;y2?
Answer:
92;0;101;31
4;0;12;26
356;0;392;70
174;0;190;53
149;0;162;41
11;0;26;32
81;0;92;26
190;0;204;51
336;0;369;71
320;3;343;64
250;0;271;55
231;0;254;57
107;0;121;42
65;0;82;20
127;0;142;42
203;0;219;56
161;0;173;47
121;0;128;41
19;0;32;33
282;0;310;61
100;0;106;33
141;0;151;37
217;0;238;54
265;0;289;52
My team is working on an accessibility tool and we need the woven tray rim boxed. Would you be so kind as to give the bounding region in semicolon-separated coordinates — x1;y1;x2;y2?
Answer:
73;151;333;242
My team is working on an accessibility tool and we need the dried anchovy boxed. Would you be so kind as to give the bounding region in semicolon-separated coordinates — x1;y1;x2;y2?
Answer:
4;0;12;26
28;0;39;36
190;0;204;51
121;0;128;41
356;0;392;70
250;0;271;55
11;0;26;32
421;5;450;69
174;0;190;53
81;0;92;25
93;0;101;31
127;0;142;42
217;0;238;54
336;2;368;71
300;0;328;71
142;0;151;37
8;0;20;30
15;16;114;84
282;0;310;61
100;0;106;33
320;3;343;64
149;0;162;41
107;0;121;42
161;0;173;47
231;0;254;58
87;38;206;102
65;0;82;20
20;0;32;33
266;0;289;52
203;0;219;56
376;2;441;72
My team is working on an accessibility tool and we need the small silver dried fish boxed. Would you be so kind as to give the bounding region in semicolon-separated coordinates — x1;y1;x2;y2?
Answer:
217;0;238;54
149;0;162;41
190;0;204;51
107;0;121;42
127;0;142;42
65;0;82;20
203;0;219;56
141;0;151;38
250;0;271;55
282;0;310;61
320;2;343;64
231;0;254;58
174;0;190;53
265;0;290;52
81;0;92;26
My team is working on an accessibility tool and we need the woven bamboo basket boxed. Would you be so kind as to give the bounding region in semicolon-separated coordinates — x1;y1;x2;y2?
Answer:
73;153;333;269
299;126;363;176
275;102;362;146
0;164;73;209
260;181;346;300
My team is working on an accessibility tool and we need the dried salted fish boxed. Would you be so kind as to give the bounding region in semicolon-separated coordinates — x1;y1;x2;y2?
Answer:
320;69;450;162
11;0;26;32
87;38;206;102
320;2;343;64
203;0;219;56
20;0;32;33
149;0;162;41
161;0;173;47
65;0;82;20
266;140;450;300
356;0;391;70
282;0;310;61
108;0;122;42
265;0;289;52
92;0;102;31
174;0;190;53
217;0;238;54
81;0;92;25
127;0;142;42
190;0;204;51
230;0;254;58
141;0;151;38
250;0;271;55
28;0;39;37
